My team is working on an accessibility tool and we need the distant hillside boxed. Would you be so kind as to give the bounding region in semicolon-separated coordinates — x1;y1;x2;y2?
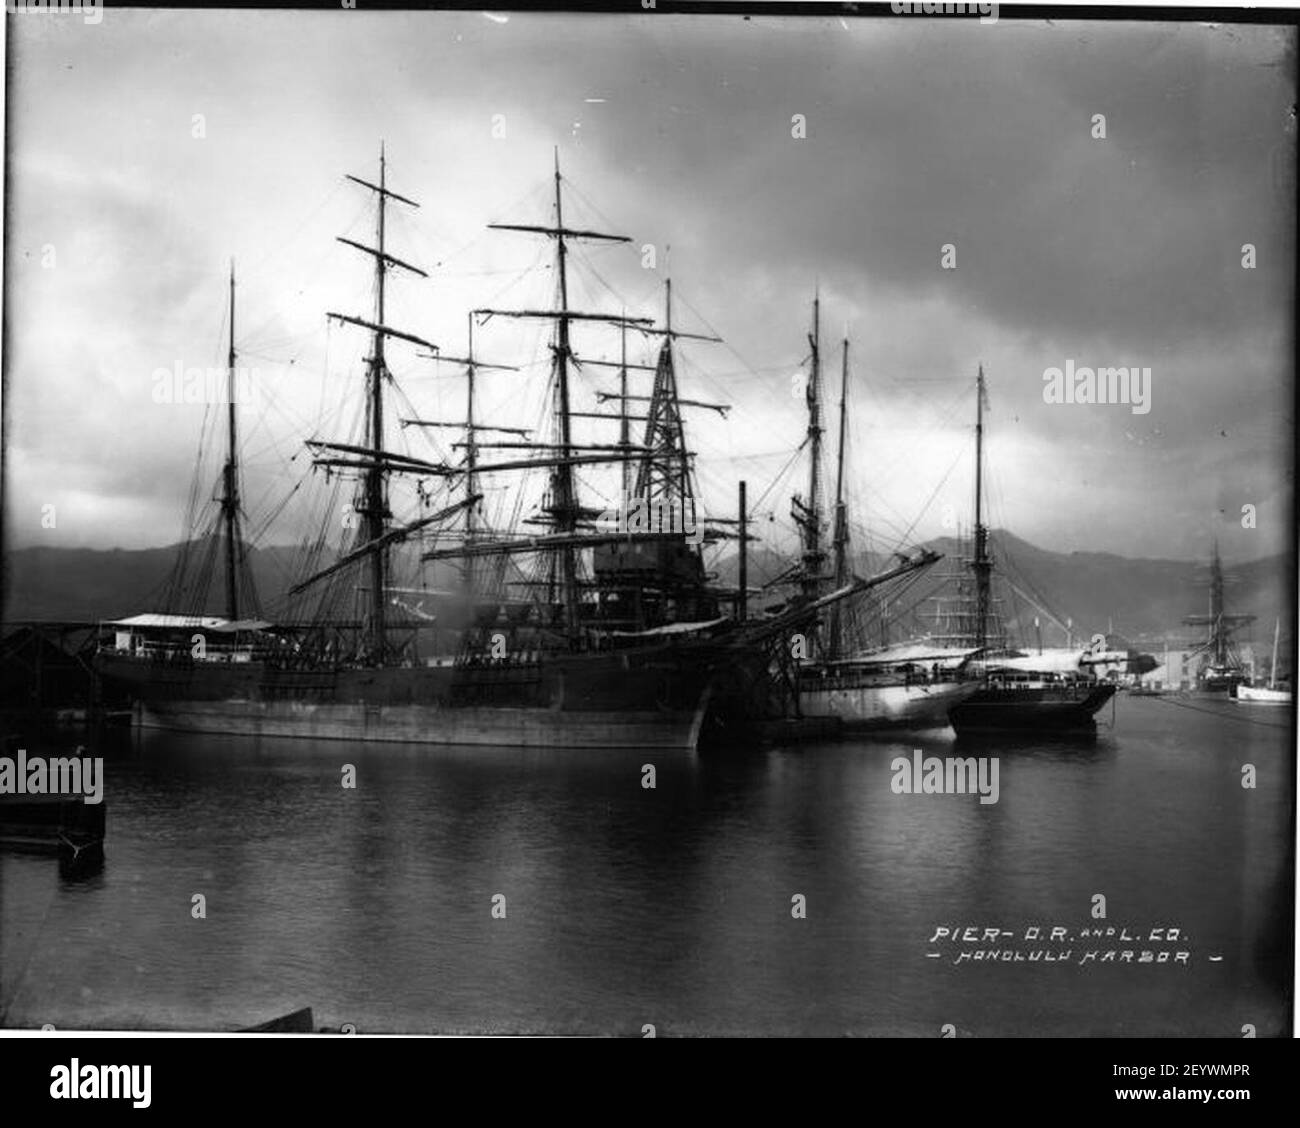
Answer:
713;529;1293;646
2;539;464;625
3;530;1292;646
3;541;301;622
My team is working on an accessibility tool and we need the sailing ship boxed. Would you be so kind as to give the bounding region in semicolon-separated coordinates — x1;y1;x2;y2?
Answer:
1236;618;1292;705
1183;544;1254;694
942;367;1117;735
95;148;932;750
790;300;971;730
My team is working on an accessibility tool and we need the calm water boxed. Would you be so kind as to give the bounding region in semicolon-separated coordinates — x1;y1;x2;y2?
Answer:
1;695;1292;1036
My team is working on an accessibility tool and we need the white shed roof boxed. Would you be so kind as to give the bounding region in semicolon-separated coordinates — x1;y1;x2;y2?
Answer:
105;614;228;630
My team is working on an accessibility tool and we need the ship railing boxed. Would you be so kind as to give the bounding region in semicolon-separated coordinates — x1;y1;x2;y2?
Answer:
454;649;544;670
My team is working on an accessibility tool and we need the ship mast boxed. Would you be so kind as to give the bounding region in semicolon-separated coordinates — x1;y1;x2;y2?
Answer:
972;365;991;654
619;315;630;501
1181;540;1253;676
550;152;581;638
394;318;520;603
1211;543;1225;666
794;294;825;604
420;318;519;592
324;144;436;660
464;314;480;591
827;337;850;660
475;151;650;644
366;146;391;656
221;261;242;622
633;279;702;516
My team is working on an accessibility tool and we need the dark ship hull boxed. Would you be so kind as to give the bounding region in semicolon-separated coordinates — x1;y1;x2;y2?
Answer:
947;682;1117;734
95;639;755;751
1198;669;1249;696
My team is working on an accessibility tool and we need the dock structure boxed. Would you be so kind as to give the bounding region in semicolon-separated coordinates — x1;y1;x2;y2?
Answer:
0;621;122;730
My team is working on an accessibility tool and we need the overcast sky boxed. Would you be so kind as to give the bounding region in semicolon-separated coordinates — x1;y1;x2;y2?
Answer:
4;8;1295;566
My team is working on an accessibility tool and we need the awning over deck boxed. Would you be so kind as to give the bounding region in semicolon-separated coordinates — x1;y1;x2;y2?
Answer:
104;614;227;630
104;614;275;633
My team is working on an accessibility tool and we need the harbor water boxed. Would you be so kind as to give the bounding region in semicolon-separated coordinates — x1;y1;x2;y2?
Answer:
1;694;1291;1036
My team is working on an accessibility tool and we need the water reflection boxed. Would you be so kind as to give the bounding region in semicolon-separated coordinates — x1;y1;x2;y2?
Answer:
0;696;1290;1035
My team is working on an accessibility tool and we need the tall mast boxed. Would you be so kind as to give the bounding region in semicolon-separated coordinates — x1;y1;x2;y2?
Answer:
1270;616;1280;689
222;260;240;622
473;163;724;636
1180;540;1253;676
972;365;991;653
618;314;630;501
326;144;432;660
365;143;391;657
475;152;645;643
738;479;748;623
1206;543;1216;665
796;294;824;604
464;312;479;593
827;337;850;659
632;277;711;523
665;279;687;505
399;325;516;596
551;150;581;638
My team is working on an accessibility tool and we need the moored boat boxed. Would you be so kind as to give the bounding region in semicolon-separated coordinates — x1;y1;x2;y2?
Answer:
783;300;950;731
942;368;1116;736
798;663;978;730
949;668;1117;733
1236;618;1292;706
1183;544;1255;694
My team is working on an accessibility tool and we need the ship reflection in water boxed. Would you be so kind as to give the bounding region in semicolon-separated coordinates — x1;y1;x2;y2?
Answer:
0;695;1288;1036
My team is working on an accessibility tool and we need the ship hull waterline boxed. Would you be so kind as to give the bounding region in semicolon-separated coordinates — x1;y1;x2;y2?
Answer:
126;699;708;750
947;684;1118;735
797;679;977;732
94;645;744;751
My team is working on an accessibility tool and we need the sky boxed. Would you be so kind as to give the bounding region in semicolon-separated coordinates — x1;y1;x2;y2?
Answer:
3;7;1296;568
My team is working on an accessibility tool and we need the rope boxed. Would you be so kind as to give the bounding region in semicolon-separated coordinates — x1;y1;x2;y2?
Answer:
1142;692;1291;730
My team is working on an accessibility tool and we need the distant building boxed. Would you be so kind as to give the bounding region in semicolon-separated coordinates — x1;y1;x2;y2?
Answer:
1145;639;1258;690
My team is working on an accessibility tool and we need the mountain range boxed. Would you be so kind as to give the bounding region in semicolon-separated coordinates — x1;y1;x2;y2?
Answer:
4;530;1290;649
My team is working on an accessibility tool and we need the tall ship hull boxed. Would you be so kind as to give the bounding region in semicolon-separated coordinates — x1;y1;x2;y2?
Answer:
96;644;731;750
798;671;976;731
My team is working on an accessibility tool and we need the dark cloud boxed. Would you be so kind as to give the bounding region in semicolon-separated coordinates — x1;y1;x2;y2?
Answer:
4;10;1293;565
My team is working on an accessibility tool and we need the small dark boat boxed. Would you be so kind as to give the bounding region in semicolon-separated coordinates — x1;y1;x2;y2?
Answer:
238;1007;315;1033
949;671;1117;734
